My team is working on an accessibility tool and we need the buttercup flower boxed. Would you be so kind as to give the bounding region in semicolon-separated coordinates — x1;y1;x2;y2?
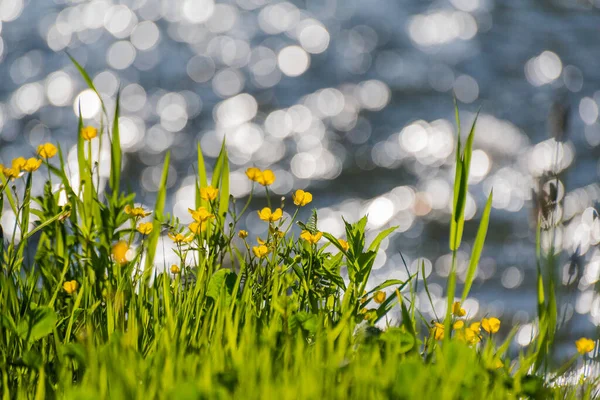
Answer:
125;205;151;218
37;143;57;159
432;322;444;340
246;167;262;182
200;186;219;201
338;239;350;252
373;290;386;304
168;232;193;244
188;207;214;222
481;317;501;334
170;265;180;274
81;126;98;141
470;322;481;332
452;301;466;317
252;245;269;258
238;230;248;239
257;207;283;222
300;230;323;244
453;320;465;330
576;337;595;355
23;158;42;172
63;280;79;295
112;241;129;264
137;222;153;235
12;157;26;170
257;169;275;186
464;327;480;344
2;167;20;180
189;221;208;234
292;189;313;207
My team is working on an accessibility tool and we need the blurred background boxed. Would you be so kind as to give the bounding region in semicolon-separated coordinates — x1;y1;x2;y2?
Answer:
1;0;600;357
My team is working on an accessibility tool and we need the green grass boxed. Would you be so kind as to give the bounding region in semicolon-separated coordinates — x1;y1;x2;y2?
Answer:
0;62;597;399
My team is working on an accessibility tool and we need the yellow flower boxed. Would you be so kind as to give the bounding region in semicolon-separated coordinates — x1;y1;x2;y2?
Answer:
37;143;57;159
81;126;98;141
125;205;151;218
137;222;153;235
257;237;266;245
257;169;275;186
22;158;42;172
238;230;248;239
189;221;208;234
188;207;214;222
481;317;501;334
63;280;79;295
432;322;444;340
452;301;466;317
112;241;129;264
257;207;283;222
338;239;350;252
373;290;386;304
464;327;480;344
168;232;193;244
576;337;595;355
200;185;219;201
2;167;20;180
246;167;262;182
170;264;180;274
252;245;269;258
300;230;323;244
470;322;481;332
292;189;312;207
12;157;26;170
453;320;465;330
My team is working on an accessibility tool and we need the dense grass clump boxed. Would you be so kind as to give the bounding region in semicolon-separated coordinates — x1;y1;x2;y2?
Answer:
0;62;598;399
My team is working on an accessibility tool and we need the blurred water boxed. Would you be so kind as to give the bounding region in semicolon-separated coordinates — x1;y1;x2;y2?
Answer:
1;0;600;355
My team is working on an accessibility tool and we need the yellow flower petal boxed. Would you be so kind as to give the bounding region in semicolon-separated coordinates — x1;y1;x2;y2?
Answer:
81;126;98;141
36;143;57;159
576;337;595;355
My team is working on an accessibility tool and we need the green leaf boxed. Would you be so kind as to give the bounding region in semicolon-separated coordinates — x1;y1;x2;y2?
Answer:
17;306;57;343
288;312;317;335
366;279;408;297
461;190;493;302
144;151;170;277
110;90;122;197
367;225;398;252
206;269;237;306
195;142;208;209
218;149;230;218
67;53;108;117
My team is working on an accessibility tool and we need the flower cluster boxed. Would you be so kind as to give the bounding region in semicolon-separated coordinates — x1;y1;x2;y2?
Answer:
431;302;501;345
246;167;275;186
2;156;43;179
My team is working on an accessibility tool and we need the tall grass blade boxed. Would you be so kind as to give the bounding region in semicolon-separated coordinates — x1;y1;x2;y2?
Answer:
110;90;122;198
144;151;170;278
461;190;493;302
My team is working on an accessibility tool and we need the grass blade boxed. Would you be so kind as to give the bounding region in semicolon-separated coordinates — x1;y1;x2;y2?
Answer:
461;190;493;302
144;151;170;279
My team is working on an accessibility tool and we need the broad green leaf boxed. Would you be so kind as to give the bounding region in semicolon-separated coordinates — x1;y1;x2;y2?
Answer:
367;225;398;253
461;190;493;302
366;279;408;296
206;269;236;305
17;307;57;343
